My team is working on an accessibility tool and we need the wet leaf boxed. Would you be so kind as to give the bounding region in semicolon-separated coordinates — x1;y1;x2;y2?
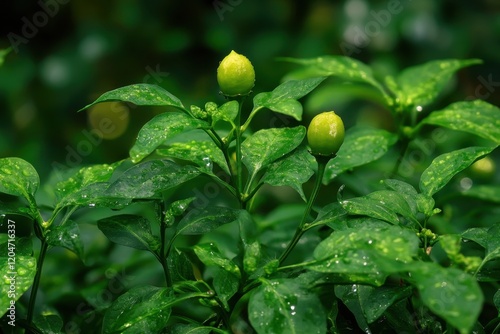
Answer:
395;59;481;110
406;262;483;334
324;127;398;183
253;77;326;121
462;223;500;265
308;223;419;285
241;126;306;177
382;179;419;216
419;146;496;197
46;220;85;260
102;285;174;334
98;214;160;252
157;139;229;174
0;255;36;317
357;285;413;323
249;277;327;334
421;100;500;144
79;84;185;112
0;157;39;203
106;159;200;199
262;146;315;201
34;314;63;334
194;243;241;278
279;56;389;103
334;285;371;332
129;112;210;163
176;206;241;236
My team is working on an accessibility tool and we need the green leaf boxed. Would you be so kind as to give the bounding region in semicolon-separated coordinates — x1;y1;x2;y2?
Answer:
79;83;185;112
253;77;326;121
357;285;413;323
462;185;500;203
194;243;241;311
97;215;160;252
262;146;315;201
382;179;419;216
157;139;229;174
176;206;242;236
462;223;500;265
340;190;415;226
280;56;388;103
129;112;210;163
419;146;496;197
106;159;200;199
324;127;398;183
167;248;196;283
406;262;483;334
194;243;241;278
395;59;482;110
0;255;36;317
334;285;371;332
308;223;419;285
248;278;326;334
34;314;63;334
494;290;500;315
212;100;239;125
0;157;39;202
420;100;500;144
241;126;306;177
45;220;85;260
102;285;174;334
55;162;130;209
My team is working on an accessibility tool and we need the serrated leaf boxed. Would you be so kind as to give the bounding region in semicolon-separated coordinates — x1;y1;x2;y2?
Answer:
157;139;229;174
324;127;398;183
406;262;483;334
97;215;160;251
280;56;388;103
79;84;184;112
249;278;327;334
176;206;241;236
129;112;210;163
262;146;315;201
45;220;84;260
106;159;200;199
308;223;419;285
241;126;306;177
419;146;496;197
102;285;174;334
395;59;481;110
0;157;39;203
0;255;36;318
420;100;500;144
253;77;326;121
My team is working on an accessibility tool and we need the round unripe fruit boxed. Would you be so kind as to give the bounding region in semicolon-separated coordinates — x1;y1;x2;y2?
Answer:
217;50;255;97
307;111;345;156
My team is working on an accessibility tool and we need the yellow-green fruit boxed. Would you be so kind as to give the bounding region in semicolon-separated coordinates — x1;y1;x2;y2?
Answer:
307;111;345;156
217;50;255;97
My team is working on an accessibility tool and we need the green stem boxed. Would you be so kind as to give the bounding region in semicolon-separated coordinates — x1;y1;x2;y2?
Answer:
26;239;48;325
234;97;245;203
278;156;328;265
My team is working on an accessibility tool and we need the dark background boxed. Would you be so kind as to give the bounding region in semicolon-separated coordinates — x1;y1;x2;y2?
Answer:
1;0;499;179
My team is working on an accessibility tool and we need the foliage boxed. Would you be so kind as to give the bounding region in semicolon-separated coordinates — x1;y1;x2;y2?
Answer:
1;51;499;334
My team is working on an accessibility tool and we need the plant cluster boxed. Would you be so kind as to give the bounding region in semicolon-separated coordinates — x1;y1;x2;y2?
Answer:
1;49;499;333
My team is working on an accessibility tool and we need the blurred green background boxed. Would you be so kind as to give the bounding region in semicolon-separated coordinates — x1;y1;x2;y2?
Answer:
1;0;499;179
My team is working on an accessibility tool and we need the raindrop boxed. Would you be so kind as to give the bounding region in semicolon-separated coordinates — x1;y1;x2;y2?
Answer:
202;157;213;170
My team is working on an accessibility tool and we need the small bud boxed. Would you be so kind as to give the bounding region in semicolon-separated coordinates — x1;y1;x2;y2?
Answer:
217;50;255;97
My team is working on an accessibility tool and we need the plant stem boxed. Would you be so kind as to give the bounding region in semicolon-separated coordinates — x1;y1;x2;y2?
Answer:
26;238;48;325
278;157;327;265
234;97;245;203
